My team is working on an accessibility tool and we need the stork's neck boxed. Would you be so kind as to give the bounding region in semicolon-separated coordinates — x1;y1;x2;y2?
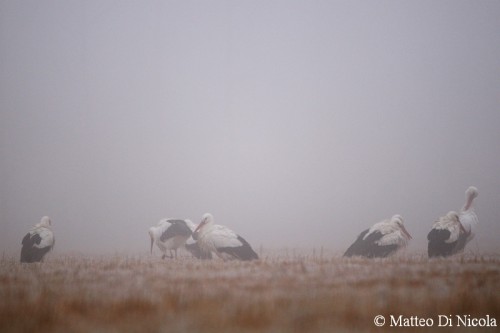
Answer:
462;196;475;212
199;222;214;236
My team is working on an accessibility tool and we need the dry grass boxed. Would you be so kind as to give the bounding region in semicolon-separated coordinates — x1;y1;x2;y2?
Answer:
1;251;499;332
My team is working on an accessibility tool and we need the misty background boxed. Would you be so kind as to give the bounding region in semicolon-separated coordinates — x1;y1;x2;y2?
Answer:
1;1;499;255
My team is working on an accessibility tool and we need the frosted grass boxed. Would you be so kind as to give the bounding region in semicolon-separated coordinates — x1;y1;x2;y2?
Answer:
1;251;499;332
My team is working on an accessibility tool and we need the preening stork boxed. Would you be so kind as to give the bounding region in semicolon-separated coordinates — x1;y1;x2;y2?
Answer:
184;219;212;260
427;186;479;258
427;211;466;258
149;218;192;259
458;186;479;247
20;216;55;263
343;215;412;258
193;213;259;261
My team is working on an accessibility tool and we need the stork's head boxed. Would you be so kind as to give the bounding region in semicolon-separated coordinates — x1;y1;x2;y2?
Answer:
391;214;412;240
466;186;479;200
193;213;214;240
391;215;403;224
39;216;52;228
446;211;460;221
462;186;478;211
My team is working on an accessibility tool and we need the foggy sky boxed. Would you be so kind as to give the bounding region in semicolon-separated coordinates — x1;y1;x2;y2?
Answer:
1;1;499;255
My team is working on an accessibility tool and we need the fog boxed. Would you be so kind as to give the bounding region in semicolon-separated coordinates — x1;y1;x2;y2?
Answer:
1;1;499;255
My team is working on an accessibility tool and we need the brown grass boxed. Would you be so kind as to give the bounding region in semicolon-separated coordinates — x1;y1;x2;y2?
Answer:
0;251;499;332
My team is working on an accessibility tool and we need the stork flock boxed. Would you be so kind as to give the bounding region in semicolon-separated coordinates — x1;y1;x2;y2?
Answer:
148;213;258;261
20;186;479;262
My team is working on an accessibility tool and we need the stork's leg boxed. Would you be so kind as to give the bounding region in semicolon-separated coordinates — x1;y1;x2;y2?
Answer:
174;249;178;259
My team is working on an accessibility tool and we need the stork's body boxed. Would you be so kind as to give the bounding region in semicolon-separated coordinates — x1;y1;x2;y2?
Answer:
193;213;259;261
428;211;466;257
343;215;411;258
149;218;192;259
20;216;55;263
184;219;212;259
185;240;213;259
427;186;479;257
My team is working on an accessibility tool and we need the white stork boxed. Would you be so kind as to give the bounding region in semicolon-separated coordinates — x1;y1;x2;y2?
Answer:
184;219;212;260
427;211;466;258
149;218;192;259
20;216;55;263
427;186;479;257
192;213;259;261
459;186;479;246
343;215;412;258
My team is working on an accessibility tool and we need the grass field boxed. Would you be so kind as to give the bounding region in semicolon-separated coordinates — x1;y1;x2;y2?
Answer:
1;250;499;332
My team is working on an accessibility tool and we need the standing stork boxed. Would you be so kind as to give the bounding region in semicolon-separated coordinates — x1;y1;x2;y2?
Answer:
343;215;412;258
20;216;55;263
149;218;192;259
427;186;479;257
192;213;259;261
458;186;479;248
427;211;466;258
184;219;212;260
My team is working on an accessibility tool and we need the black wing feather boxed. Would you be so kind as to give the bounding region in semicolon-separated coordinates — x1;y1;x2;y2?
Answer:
344;229;399;258
344;229;372;257
452;232;468;254
20;233;51;263
21;233;33;246
427;229;457;258
217;235;258;261
160;220;192;242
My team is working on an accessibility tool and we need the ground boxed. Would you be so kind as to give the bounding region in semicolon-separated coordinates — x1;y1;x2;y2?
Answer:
0;251;499;332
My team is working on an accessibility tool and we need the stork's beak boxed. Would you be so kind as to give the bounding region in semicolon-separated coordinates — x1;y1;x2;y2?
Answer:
401;225;412;240
150;235;154;255
192;225;202;241
458;222;467;235
192;220;206;241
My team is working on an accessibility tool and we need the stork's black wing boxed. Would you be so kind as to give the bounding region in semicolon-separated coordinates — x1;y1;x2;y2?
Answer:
343;229;371;257
20;233;50;263
427;228;458;258
344;229;398;258
217;235;259;261
160;220;192;242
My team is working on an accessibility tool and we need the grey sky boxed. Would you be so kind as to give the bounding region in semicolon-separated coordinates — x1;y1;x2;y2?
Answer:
1;1;499;255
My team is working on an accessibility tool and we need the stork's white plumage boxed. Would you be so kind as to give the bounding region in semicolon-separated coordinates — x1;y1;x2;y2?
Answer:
343;215;412;258
192;213;258;261
428;211;466;258
459;186;479;244
184;219;212;260
149;218;192;259
20;216;55;263
427;186;479;257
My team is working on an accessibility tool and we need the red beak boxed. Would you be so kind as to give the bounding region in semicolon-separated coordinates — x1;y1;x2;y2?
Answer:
150;235;154;254
193;223;203;234
401;225;412;240
192;220;206;241
458;222;467;235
